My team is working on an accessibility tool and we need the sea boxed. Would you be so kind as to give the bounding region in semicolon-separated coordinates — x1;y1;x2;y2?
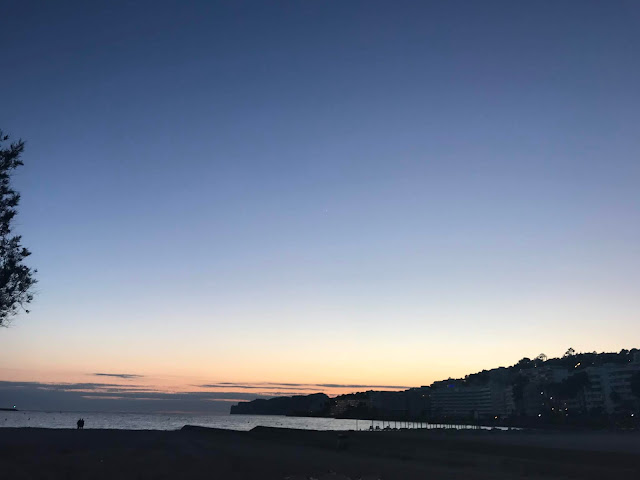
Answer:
0;410;481;431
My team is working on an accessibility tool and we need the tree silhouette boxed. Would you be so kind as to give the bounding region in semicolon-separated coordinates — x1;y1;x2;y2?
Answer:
556;371;590;398
517;357;533;368
0;131;36;326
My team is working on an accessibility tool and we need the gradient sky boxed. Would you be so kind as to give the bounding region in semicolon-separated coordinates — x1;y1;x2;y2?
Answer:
1;1;639;411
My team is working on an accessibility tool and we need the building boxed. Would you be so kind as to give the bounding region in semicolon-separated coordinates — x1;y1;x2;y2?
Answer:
331;395;371;416
430;384;512;419
584;362;640;414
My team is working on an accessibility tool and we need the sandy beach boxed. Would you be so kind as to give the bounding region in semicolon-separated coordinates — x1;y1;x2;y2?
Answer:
1;426;639;479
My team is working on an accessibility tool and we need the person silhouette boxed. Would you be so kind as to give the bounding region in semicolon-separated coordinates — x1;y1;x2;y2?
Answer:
77;418;82;429
80;418;84;429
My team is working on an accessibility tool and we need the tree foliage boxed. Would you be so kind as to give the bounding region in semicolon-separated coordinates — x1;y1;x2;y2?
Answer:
516;357;533;368
555;371;590;398
0;130;36;326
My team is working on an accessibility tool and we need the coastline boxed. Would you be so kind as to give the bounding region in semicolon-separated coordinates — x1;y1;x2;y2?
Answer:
2;425;639;479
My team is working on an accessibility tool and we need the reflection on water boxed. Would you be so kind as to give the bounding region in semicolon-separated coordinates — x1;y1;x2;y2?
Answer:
1;411;503;431
0;411;401;430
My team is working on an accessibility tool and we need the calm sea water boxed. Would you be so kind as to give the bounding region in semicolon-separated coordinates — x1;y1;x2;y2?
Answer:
0;411;481;431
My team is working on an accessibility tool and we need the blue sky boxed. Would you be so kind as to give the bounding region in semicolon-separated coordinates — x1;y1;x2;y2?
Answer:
1;1;639;405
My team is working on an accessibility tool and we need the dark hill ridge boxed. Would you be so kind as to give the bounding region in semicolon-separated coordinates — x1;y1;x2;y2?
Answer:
230;393;329;416
230;348;640;426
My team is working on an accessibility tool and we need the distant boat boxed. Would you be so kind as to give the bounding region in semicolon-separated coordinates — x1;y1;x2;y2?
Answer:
0;407;18;412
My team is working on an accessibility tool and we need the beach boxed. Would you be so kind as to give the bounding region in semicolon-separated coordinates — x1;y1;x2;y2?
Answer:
2;426;639;479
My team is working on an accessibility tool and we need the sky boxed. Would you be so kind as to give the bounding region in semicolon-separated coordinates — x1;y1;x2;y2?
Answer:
1;0;639;412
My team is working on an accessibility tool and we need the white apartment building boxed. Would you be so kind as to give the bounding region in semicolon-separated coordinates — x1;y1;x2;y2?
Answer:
584;362;640;414
431;384;513;419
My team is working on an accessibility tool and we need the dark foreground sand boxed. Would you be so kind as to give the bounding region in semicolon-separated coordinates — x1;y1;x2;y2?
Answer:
2;426;640;479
